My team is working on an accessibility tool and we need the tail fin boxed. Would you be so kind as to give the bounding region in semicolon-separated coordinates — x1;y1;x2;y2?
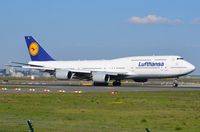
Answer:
25;36;54;61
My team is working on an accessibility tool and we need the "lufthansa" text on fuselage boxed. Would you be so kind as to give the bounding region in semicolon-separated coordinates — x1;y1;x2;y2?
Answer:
138;62;164;67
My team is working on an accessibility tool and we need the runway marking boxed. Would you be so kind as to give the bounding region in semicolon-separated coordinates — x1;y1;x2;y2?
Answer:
82;83;93;86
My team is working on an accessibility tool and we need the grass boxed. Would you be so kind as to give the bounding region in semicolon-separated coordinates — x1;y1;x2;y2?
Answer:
0;91;200;132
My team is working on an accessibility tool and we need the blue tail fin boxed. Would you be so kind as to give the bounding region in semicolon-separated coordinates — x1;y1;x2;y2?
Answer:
25;36;54;61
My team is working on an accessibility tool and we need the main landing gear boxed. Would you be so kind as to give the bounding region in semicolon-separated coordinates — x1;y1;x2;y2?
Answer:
93;82;109;86
112;80;121;86
93;80;122;86
172;78;178;87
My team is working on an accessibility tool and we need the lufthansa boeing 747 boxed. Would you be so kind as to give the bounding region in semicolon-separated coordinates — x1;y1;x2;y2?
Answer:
11;36;195;87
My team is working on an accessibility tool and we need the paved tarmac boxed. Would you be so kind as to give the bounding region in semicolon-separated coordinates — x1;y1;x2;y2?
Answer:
1;84;200;93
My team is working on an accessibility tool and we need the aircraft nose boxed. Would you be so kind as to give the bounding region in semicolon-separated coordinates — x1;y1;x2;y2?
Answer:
188;63;195;72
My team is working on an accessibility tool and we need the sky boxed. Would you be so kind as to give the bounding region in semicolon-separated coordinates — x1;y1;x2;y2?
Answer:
0;0;200;74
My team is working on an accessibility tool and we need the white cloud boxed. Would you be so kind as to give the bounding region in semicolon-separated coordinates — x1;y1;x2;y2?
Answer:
191;18;200;24
129;15;182;25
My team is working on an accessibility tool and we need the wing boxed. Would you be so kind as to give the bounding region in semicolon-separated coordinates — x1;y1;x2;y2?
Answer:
8;62;55;70
8;62;129;80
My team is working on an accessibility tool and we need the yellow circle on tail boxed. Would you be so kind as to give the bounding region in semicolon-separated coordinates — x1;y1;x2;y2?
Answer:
29;42;39;56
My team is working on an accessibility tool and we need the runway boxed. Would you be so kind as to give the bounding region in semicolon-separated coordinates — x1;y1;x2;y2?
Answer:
1;84;200;93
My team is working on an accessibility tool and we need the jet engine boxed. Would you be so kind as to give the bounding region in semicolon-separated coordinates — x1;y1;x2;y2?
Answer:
92;72;110;83
55;70;73;80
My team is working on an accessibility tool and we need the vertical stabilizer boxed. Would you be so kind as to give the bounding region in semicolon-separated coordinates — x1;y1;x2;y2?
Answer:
25;36;54;61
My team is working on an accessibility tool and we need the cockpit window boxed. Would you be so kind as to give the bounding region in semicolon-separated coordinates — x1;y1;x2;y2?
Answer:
177;57;184;60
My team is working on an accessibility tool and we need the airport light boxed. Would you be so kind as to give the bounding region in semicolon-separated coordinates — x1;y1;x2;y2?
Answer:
74;90;83;93
1;88;7;90
58;90;66;93
29;88;35;92
111;91;118;95
15;88;21;91
44;89;50;92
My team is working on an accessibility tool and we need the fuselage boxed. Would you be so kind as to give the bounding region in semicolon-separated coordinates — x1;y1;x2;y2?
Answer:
29;55;195;79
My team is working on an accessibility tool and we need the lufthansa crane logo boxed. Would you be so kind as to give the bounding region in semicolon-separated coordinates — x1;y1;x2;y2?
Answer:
29;42;39;56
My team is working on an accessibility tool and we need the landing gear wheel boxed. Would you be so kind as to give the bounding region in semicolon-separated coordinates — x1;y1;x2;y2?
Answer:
172;78;178;87
173;83;178;87
113;80;121;86
93;82;109;86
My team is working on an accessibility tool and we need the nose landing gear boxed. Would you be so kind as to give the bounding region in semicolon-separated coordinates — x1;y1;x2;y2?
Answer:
172;78;178;87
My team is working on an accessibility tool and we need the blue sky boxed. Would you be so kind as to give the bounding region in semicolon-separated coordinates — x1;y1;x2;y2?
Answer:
0;0;200;74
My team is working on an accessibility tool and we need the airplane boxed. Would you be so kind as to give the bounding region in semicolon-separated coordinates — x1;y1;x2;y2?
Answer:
11;36;195;87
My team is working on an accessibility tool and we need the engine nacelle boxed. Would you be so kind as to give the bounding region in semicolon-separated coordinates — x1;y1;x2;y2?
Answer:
92;72;110;83
55;70;73;80
133;78;148;82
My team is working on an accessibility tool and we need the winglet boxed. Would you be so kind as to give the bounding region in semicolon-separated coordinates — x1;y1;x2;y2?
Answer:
25;36;55;61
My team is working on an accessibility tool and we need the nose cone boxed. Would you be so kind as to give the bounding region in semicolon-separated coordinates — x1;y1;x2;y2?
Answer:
189;64;195;72
186;62;195;74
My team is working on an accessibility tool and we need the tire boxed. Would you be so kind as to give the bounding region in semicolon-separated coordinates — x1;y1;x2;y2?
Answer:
93;82;109;86
113;81;121;86
173;83;178;87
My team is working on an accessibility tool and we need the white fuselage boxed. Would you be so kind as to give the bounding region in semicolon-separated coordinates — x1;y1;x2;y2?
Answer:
28;55;195;79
